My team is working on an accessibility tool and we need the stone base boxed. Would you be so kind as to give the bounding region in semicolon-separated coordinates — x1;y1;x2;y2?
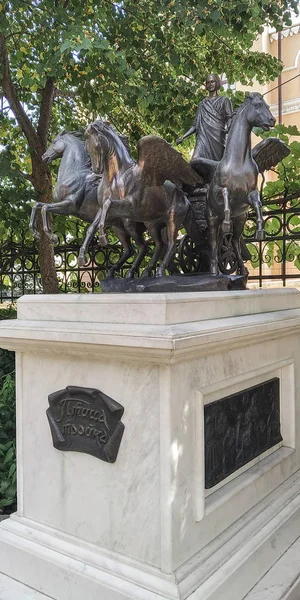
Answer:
0;290;300;599
1;470;300;600
100;273;247;293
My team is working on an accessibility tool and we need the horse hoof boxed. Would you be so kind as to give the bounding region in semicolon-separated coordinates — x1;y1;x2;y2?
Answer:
256;230;265;241
141;269;151;278
210;265;219;275
156;268;165;277
125;271;134;279
221;221;231;233
99;234;108;247
107;270;115;278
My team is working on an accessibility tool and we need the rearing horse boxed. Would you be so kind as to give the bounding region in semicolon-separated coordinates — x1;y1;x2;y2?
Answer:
81;121;202;276
29;131;148;278
30;131;99;244
194;93;276;275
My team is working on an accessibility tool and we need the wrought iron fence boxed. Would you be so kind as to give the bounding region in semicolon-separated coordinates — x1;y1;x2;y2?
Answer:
0;194;299;302
244;194;300;285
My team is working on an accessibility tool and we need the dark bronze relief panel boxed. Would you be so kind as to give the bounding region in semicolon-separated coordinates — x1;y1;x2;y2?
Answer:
204;378;282;489
47;386;125;463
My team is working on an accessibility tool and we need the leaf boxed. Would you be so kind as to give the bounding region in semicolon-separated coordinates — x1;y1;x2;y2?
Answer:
60;39;72;52
3;447;14;466
0;498;15;508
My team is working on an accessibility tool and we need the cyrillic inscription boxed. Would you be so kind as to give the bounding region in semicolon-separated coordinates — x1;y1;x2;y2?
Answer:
47;386;125;463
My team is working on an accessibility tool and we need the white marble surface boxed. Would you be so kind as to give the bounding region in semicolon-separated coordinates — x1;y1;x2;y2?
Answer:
17;288;300;325
0;291;300;599
20;354;161;567
244;535;300;600
0;573;53;599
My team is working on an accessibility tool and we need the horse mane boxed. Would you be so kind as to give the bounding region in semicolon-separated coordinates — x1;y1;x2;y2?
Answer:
59;130;85;140
90;120;131;155
232;92;264;119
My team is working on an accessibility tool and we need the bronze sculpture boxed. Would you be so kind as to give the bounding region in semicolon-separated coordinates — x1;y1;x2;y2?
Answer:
176;74;233;164
30;131;99;244
29;131;149;278
29;94;289;286
81;121;202;277
195;93;284;275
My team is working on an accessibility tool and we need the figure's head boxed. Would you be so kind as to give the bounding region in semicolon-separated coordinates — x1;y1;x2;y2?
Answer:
205;74;221;94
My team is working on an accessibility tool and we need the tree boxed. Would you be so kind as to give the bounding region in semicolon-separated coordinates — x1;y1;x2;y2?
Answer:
0;0;298;291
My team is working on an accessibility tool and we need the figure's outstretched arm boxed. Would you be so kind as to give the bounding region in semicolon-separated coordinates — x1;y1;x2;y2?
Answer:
176;125;196;145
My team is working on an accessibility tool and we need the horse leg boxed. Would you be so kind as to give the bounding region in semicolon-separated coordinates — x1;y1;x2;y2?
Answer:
98;197;137;247
41;205;59;244
98;199;112;246
107;225;134;277
249;190;265;241
40;197;86;244
157;208;177;277
124;222;148;278
79;207;103;266
231;215;249;276
207;212;220;275
29;202;44;239
142;223;164;277
221;187;231;233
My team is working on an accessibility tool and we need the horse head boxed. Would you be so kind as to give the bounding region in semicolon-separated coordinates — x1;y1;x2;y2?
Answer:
85;120;133;179
42;131;84;164
242;93;276;131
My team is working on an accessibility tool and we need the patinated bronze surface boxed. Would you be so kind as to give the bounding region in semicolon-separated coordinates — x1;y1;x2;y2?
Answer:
30;132;99;243
205;378;281;489
194;94;278;275
29;131;148;278
176;74;233;162
82;121;202;277
47;385;125;463
100;273;247;293
30;90;289;288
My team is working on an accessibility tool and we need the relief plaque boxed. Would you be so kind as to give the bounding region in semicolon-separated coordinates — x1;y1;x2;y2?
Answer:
204;378;282;489
46;386;125;463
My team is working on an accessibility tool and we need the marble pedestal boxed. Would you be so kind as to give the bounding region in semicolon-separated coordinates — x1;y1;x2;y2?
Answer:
0;290;300;599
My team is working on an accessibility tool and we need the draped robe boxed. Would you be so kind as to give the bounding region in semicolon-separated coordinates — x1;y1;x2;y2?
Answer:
192;95;233;161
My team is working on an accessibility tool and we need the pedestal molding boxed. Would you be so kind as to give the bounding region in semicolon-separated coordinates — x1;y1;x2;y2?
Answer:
0;309;299;364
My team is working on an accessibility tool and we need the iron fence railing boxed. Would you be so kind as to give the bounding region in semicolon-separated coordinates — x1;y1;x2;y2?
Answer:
0;194;299;301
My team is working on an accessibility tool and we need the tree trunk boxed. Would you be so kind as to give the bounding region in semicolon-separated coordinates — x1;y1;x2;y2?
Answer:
31;155;59;294
0;34;59;294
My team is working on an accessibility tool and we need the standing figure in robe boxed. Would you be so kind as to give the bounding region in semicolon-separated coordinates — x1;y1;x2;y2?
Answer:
176;74;233;164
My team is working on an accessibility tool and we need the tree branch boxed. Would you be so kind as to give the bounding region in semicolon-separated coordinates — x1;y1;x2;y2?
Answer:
54;87;77;99
37;77;55;150
0;33;42;153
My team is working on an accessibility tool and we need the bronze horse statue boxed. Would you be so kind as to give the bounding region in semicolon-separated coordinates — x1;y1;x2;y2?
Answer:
81;121;202;276
191;93;289;275
29;131;149;278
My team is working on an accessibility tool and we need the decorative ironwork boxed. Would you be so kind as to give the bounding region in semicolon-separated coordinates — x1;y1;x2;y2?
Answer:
0;194;299;300
204;378;282;489
244;194;300;286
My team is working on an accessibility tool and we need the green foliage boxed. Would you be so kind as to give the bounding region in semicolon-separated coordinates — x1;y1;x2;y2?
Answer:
1;0;298;149
0;0;299;275
254;124;300;200
0;305;16;513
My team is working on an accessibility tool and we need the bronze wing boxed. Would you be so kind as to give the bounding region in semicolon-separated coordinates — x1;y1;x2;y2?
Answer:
252;137;290;173
137;135;203;187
